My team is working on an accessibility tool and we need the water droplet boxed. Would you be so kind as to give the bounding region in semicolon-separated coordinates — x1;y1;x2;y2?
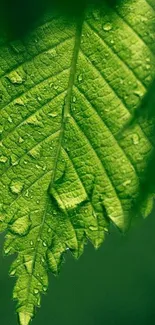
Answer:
8;116;12;123
122;179;131;187
42;165;46;171
43;241;47;247
120;79;124;85
30;240;33;246
14;98;25;106
4;246;11;255
10;215;31;236
24;190;29;198
77;74;83;82
110;40;114;44
10;154;19;166
10;180;24;194
18;137;24;143
72;96;77;103
146;58;150;63
6;71;25;85
103;23;112;31
48;112;58;118
132;134;139;145
54;85;58;90
9;268;16;276
0;156;8;163
34;289;39;294
37;96;42;102
89;226;98;231
92;211;97;219
37;296;41;306
43;286;47;292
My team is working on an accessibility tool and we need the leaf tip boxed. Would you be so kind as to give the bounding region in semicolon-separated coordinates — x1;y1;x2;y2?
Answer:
18;312;31;325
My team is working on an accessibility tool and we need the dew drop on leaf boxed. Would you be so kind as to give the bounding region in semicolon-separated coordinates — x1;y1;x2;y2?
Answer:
122;179;132;187
24;190;29;198
18;137;24;143
37;96;42;102
88;225;98;231
34;289;39;294
48;112;58;118
43;286;47;292
8;116;13;123
9;268;16;276
10;154;19;166
77;74;83;82
14;98;25;106
4;246;11;255
132;134;139;145
92;211;97;219
103;23;113;31
0;155;8;163
72;96;77;103
146;64;150;70
37;296;41;307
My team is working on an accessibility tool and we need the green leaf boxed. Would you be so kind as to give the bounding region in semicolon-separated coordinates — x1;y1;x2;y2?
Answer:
0;1;155;324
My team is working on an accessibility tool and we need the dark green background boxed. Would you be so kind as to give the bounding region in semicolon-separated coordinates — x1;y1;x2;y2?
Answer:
1;208;155;325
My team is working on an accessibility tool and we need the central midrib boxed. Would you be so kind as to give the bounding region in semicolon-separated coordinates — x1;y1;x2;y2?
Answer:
21;15;84;322
48;15;84;192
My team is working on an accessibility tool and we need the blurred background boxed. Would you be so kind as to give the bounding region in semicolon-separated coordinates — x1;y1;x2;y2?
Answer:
1;207;155;325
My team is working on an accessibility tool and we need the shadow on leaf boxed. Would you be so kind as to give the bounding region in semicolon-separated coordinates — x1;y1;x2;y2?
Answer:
0;0;124;39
